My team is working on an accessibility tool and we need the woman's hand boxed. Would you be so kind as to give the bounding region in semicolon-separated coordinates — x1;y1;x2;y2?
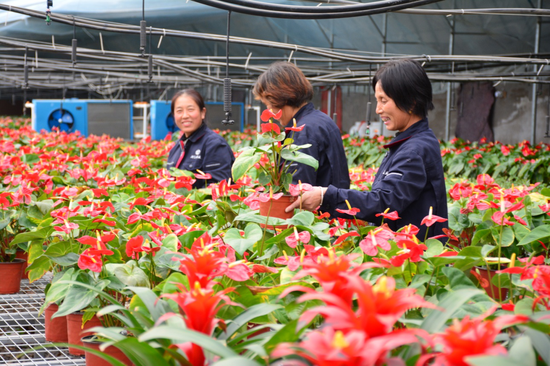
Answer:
285;186;327;212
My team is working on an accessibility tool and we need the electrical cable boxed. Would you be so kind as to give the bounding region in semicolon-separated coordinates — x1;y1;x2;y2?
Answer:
189;0;442;19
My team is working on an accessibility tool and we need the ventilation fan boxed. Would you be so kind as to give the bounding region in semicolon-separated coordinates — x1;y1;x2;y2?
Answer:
32;99;134;139
47;108;75;132
166;112;178;133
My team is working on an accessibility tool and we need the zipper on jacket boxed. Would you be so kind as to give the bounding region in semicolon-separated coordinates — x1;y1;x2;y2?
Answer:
383;171;403;178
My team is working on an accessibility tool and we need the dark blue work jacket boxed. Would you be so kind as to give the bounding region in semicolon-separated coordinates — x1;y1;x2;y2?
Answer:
166;123;235;189
285;103;350;189
322;119;448;240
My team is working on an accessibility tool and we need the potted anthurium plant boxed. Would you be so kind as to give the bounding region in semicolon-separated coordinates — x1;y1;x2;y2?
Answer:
0;191;40;294
232;109;318;220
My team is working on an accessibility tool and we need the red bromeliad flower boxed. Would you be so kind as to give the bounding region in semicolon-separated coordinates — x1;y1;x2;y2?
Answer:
272;327;430;366
178;233;229;288
301;276;436;338
161;282;235;366
281;251;384;305
420;206;447;227
358;225;394;256
428;309;529;366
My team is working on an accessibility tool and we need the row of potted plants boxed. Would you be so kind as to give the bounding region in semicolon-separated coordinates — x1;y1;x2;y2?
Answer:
0;115;550;365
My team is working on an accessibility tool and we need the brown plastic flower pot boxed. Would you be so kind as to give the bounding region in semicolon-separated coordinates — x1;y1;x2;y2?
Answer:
0;259;25;294
67;312;103;355
44;303;68;342
81;335;133;366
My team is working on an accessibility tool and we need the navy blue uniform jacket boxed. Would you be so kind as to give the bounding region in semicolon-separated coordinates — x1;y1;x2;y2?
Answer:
166;123;234;189
321;119;448;239
286;103;350;189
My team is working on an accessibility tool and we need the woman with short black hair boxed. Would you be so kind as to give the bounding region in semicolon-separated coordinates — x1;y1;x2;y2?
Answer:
287;59;448;240
166;89;234;189
254;61;350;189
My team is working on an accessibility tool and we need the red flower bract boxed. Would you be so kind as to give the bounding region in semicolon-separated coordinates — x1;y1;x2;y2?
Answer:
260;109;283;122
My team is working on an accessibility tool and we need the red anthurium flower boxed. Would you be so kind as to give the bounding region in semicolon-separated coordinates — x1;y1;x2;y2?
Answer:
513;215;527;225
432;309;529;366
54;221;79;234
420;206;448;227
274;245;331;272
475;174;498;190
285;119;305;132
375;209;400;221
449;181;474;200
78;247;113;273
285;124;305;132
288;182;313;196
394;224;420;241
336;200;361;216
358;225;394;256
129;197;154;210
174;175;196;190
274;252;303;271
285;228;311;248
260;108;283;122
194;171;212;180
226;262;254;282
251;264;278;274
77;233;115;250
92;218;116;227
125;236;145;260
333;231;360;247
260;122;281;135
491;211;514;226
91;188;109;198
258;191;284;202
390;239;427;267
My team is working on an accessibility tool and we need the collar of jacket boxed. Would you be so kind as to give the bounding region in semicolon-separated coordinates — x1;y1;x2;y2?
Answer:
179;122;208;144
285;102;314;129
383;118;429;149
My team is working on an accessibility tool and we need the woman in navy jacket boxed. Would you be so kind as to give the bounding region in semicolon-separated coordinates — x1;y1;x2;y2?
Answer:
254;62;350;189
166;89;234;189
287;59;448;240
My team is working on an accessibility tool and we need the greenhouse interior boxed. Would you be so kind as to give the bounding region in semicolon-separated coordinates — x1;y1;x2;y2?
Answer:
1;0;550;365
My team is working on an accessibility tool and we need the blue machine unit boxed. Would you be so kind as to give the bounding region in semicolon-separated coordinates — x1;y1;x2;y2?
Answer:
32;99;134;140
149;100;244;140
150;100;176;140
